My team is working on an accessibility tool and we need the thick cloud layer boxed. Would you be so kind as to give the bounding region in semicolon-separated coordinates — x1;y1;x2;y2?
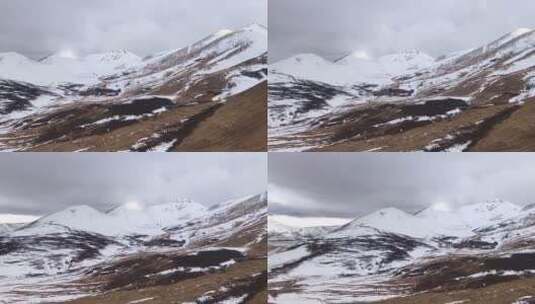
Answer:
0;153;266;216
269;0;535;62
269;153;535;218
0;0;266;59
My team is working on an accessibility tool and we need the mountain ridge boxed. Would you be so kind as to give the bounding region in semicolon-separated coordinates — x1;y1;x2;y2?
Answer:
0;192;267;303
268;198;535;303
268;28;535;152
0;24;267;152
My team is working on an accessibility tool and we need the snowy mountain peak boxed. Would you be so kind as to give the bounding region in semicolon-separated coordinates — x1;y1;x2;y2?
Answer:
145;199;207;215
37;205;102;223
459;199;521;219
209;193;266;212
40;52;79;64
465;198;518;210
365;207;409;218
330;200;526;239
380;50;434;62
0;52;32;63
28;205;106;233
23;200;209;236
272;53;333;73
272;49;436;86
340;207;414;233
84;49;141;63
377;51;435;74
483;198;513;208
108;199;206;217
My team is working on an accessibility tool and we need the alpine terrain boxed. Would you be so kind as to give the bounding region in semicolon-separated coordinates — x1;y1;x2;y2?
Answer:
269;199;535;304
269;28;535;152
0;24;267;152
0;193;267;304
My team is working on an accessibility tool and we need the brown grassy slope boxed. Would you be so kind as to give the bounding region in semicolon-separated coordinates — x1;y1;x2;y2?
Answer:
471;97;535;151
172;81;267;152
65;259;267;304
18;81;266;152
376;277;535;304
27;102;215;152
313;104;514;151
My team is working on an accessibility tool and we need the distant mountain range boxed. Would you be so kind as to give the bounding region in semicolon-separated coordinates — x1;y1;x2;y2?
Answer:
0;24;267;152
269;28;535;152
269;199;535;303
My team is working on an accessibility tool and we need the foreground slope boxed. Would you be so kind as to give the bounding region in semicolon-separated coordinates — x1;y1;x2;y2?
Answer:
269;28;535;152
0;193;267;303
0;24;267;152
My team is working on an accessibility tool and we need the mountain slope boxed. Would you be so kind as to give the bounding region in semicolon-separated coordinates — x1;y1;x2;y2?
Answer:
269;28;535;152
0;24;267;152
268;200;535;303
0;193;267;304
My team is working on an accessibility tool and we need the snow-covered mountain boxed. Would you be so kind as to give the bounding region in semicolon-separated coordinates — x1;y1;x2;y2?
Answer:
269;28;535;152
268;214;349;240
334;199;522;239
272;50;435;86
269;199;535;303
20;199;207;237
0;50;142;85
0;24;267;152
0;193;267;303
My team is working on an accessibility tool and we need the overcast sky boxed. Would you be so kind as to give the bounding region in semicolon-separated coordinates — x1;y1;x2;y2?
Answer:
0;0;266;59
0;153;266;217
269;153;535;218
269;0;535;62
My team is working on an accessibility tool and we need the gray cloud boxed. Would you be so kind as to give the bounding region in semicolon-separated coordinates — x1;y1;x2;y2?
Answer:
0;153;266;216
269;0;535;62
269;153;535;218
0;0;266;59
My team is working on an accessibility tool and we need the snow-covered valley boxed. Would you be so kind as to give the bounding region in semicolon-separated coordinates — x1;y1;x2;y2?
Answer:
268;199;535;304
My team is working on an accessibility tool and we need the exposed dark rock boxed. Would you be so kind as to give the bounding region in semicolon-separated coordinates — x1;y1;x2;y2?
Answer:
79;87;121;97
0;79;52;115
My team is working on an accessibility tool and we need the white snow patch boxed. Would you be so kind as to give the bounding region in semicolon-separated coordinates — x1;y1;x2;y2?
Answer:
128;297;155;304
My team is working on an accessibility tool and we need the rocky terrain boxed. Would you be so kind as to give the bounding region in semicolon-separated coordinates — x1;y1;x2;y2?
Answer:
268;199;535;304
0;24;267;152
0;193;267;303
269;28;535;152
